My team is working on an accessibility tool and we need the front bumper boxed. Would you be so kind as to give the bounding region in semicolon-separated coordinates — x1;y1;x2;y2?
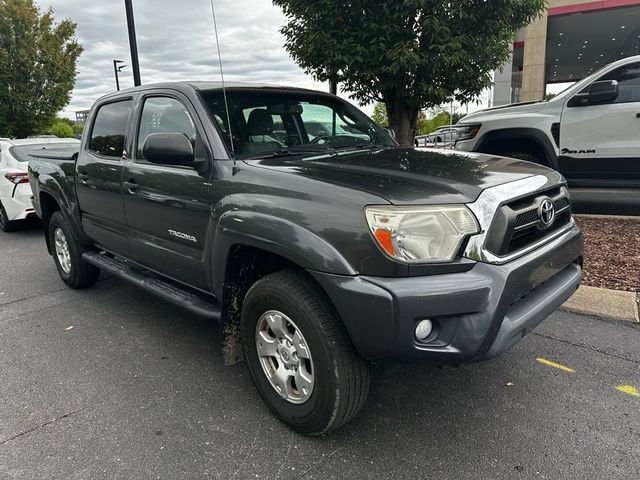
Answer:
311;223;583;364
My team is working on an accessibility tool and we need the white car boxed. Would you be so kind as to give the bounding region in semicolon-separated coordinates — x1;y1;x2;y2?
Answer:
0;137;80;232
415;126;460;147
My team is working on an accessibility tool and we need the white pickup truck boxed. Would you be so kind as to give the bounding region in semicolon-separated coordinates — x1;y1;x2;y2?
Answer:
456;55;640;214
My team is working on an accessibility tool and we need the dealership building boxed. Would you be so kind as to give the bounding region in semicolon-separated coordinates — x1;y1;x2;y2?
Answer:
493;0;640;105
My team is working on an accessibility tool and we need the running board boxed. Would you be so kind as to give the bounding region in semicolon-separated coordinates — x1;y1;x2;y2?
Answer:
82;251;221;320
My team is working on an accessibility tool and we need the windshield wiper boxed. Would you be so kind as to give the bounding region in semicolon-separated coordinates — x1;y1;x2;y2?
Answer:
248;147;331;160
333;143;386;152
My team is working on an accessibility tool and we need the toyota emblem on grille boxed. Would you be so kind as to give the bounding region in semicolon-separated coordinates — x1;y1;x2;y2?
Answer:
538;198;556;228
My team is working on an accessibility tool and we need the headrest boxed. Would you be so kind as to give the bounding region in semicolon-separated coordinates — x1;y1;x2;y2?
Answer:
247;109;274;135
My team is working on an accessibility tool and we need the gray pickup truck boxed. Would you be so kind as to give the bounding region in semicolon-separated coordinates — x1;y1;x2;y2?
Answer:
29;82;583;435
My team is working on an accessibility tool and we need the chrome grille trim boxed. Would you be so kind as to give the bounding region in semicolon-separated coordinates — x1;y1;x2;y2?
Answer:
464;173;573;265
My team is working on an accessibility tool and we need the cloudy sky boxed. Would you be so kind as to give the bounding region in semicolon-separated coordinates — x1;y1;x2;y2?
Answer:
47;0;330;117
46;0;499;119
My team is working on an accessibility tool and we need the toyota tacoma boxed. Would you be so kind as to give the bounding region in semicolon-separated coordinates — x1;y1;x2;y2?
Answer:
28;82;583;435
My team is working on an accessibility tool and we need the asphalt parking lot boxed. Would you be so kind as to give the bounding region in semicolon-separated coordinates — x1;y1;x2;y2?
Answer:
1;223;639;480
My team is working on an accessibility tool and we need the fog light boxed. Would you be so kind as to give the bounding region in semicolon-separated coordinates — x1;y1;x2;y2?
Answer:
415;319;433;341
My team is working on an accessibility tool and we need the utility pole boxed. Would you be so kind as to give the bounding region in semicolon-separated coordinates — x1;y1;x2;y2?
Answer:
113;60;126;91
124;0;141;86
449;100;453;126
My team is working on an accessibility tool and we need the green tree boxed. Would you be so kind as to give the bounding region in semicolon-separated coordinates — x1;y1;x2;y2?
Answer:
46;115;83;136
48;120;73;137
422;109;467;134
273;0;545;146
371;102;388;127
0;0;83;138
372;102;430;136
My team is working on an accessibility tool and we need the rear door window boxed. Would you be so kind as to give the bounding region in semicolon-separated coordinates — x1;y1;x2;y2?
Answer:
89;100;133;157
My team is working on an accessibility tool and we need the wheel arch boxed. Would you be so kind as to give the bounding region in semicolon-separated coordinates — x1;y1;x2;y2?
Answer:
212;211;357;365
475;128;559;170
39;191;62;254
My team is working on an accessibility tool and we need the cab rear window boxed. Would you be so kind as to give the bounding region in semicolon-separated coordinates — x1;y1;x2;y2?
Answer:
89;100;132;157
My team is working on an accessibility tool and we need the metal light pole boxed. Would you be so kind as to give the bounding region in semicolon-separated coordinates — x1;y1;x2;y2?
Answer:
113;60;126;91
124;0;141;86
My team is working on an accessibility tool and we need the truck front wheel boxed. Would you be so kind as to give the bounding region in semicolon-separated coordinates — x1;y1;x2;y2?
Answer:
241;269;370;435
48;211;100;289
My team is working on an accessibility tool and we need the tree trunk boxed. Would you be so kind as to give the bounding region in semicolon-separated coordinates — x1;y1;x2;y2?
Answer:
385;99;418;147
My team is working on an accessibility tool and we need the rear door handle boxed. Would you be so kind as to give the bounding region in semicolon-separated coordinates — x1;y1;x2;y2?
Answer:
77;172;89;183
636;113;640;118
124;180;139;193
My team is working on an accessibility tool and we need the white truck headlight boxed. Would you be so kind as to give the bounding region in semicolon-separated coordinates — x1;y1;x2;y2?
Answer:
365;205;479;263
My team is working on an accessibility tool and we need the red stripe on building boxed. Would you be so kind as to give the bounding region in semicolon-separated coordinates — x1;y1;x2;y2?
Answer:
549;0;640;16
513;41;525;49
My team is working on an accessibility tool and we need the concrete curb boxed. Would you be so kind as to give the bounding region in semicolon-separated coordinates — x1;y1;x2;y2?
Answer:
561;285;640;323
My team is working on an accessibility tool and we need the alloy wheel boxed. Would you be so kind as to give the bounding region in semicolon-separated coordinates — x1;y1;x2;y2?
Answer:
255;310;315;404
54;227;72;274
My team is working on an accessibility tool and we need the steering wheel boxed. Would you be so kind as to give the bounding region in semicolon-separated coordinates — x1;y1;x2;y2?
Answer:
310;135;333;145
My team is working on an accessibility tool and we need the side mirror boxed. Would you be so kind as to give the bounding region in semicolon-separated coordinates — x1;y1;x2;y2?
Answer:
142;132;194;166
569;80;619;107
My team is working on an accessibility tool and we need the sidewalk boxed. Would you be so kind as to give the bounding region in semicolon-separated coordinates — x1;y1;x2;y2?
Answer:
562;285;639;322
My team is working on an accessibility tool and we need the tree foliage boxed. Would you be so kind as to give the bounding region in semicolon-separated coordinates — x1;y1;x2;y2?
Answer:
0;0;83;138
273;0;545;146
48;119;74;138
47;115;83;136
371;102;388;127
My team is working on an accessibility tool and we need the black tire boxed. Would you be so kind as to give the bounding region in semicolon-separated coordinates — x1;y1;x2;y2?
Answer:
0;201;20;232
504;151;545;165
241;269;369;435
48;211;100;289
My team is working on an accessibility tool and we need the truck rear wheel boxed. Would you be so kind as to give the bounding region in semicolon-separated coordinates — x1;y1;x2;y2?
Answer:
48;211;100;289
241;269;369;435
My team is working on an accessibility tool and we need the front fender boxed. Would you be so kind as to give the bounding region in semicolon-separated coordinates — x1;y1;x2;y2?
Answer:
211;210;356;295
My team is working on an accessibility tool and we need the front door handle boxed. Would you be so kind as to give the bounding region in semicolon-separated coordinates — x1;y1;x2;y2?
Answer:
124;180;139;193
636;112;640;118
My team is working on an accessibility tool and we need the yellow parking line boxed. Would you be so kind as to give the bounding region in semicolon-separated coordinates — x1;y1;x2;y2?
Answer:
616;385;640;397
536;357;575;373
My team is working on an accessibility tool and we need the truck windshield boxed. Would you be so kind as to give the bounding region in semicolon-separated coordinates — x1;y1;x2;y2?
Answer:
200;89;396;159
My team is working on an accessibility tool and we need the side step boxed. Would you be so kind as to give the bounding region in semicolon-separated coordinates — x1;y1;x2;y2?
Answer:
82;251;221;320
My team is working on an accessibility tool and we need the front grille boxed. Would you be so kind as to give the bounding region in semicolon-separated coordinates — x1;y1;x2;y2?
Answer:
484;186;572;257
515;209;539;228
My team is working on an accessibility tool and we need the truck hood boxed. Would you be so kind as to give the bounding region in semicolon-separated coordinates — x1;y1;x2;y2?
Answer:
249;147;556;204
462;101;547;123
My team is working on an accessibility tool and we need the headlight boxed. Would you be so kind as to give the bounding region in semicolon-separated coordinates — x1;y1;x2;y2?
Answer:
365;205;479;263
456;124;482;141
